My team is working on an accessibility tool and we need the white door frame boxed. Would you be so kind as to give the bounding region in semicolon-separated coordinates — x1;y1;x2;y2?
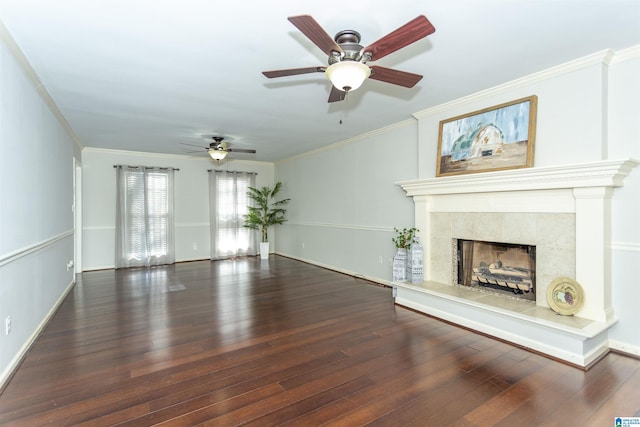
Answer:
73;157;83;274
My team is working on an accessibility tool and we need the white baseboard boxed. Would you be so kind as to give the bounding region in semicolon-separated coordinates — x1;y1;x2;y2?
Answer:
0;278;77;391
609;339;640;358
275;251;393;287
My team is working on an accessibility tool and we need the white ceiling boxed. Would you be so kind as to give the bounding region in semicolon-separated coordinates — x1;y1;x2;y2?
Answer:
1;1;639;162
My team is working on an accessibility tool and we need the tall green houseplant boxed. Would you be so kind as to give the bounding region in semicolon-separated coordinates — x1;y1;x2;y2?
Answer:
243;181;291;243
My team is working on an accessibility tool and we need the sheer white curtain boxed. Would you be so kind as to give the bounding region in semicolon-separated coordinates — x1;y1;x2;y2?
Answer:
209;170;257;259
115;166;176;268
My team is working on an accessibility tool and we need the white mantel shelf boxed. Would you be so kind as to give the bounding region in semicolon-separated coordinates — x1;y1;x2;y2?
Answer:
397;159;638;196
394;158;639;368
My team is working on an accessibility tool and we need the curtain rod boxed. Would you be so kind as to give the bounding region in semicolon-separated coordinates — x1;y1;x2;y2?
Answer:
207;170;257;174
113;165;179;171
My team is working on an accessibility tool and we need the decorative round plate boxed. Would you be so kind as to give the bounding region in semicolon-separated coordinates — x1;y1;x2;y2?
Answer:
546;277;584;316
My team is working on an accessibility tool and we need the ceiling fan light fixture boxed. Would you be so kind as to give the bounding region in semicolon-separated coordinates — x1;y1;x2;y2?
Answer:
325;61;371;92
208;149;228;161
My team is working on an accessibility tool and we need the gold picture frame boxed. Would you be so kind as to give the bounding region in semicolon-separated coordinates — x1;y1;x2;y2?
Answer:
436;95;537;177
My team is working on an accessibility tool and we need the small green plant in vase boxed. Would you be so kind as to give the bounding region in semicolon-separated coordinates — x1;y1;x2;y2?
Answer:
392;227;419;250
392;227;419;281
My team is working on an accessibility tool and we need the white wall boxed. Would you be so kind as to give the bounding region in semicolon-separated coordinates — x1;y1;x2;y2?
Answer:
607;51;640;354
0;23;78;387
275;47;640;354
275;121;418;280
81;148;274;270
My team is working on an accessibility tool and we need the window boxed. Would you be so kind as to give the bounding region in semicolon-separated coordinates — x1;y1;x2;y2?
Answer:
209;170;257;259
115;166;176;268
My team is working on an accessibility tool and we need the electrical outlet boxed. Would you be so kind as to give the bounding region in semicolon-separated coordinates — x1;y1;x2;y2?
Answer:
66;260;74;271
302;242;305;249
5;316;11;335
378;256;383;264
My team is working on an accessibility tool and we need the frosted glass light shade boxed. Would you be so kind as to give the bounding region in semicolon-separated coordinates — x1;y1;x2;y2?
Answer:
208;150;228;160
325;61;371;92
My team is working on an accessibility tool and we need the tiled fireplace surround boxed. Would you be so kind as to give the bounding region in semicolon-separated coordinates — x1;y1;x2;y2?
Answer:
395;159;637;368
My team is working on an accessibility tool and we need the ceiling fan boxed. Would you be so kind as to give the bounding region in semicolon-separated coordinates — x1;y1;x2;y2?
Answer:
263;14;435;102
181;137;257;161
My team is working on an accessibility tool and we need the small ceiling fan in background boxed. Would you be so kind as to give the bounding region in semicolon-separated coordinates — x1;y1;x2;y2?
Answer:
263;14;436;102
181;137;257;161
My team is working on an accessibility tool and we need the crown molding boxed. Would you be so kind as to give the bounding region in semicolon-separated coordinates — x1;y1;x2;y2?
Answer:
82;147;187;159
81;146;273;166
608;44;640;64
412;48;636;120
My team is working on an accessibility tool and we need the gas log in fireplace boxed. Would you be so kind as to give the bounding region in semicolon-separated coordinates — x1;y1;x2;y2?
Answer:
455;239;536;301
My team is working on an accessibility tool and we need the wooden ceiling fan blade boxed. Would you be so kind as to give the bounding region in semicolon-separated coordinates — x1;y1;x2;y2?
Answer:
369;65;423;88
226;148;257;154
288;15;343;56
180;142;207;149
263;66;325;78
327;86;346;103
362;15;435;61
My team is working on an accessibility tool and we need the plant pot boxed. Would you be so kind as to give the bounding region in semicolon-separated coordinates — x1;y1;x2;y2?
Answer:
259;242;270;260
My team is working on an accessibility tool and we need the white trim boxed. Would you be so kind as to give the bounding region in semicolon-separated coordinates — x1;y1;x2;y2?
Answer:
413;49;617;120
609;339;640;358
608;45;640;64
611;242;640;252
397;159;639;196
0;279;76;391
285;222;394;232
83;225;114;231
81;147;272;166
82;265;115;272
0;230;74;268
176;222;210;228
276;251;392;287
74;158;83;273
84;223;210;231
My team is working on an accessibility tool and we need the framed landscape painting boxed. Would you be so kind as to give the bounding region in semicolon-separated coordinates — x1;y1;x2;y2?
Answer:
436;95;537;177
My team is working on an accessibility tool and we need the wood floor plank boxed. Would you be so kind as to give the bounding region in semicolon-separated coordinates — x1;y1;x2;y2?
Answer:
536;353;640;427
0;256;638;426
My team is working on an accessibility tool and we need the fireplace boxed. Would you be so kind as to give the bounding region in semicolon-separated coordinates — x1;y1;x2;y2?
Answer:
394;160;637;367
455;239;536;302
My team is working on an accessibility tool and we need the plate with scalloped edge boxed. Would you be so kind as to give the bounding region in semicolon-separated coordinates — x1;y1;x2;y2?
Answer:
547;277;584;316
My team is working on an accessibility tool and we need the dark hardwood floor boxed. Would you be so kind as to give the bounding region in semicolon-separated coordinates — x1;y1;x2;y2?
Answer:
1;256;639;426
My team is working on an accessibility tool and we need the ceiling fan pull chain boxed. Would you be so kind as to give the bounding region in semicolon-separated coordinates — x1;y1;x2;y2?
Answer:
339;90;351;125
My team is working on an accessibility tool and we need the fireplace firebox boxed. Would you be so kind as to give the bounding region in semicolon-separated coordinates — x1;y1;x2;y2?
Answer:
455;239;536;301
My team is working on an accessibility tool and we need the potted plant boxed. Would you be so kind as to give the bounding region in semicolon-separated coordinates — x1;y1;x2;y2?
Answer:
243;181;290;259
392;227;418;281
392;227;418;250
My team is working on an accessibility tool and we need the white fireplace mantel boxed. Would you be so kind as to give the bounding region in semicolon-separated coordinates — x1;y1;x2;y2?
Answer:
397;159;638;196
394;159;638;367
